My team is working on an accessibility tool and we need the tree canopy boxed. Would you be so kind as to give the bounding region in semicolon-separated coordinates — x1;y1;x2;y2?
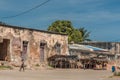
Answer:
47;20;91;43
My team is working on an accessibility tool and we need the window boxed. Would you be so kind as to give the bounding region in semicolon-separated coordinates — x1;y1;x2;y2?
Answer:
55;42;61;55
40;41;46;62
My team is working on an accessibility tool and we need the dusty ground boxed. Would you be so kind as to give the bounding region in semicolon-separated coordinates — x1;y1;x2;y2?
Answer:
0;69;119;80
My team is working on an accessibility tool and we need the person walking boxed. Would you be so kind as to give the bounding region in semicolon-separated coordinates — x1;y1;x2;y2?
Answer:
112;66;116;72
83;62;86;70
19;59;25;71
19;51;25;71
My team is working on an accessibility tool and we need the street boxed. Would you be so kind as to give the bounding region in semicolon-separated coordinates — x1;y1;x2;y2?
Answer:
0;69;119;80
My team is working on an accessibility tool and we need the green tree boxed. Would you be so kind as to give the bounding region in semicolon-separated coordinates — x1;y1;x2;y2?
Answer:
48;20;74;42
70;29;82;43
48;20;74;35
47;20;90;43
78;27;91;42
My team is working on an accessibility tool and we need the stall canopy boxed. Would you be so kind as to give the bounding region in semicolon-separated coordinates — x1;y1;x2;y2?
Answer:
69;44;109;52
86;45;108;52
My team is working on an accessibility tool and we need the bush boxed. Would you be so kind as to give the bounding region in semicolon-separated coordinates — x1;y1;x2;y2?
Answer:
0;66;13;70
117;72;120;76
114;72;120;76
35;64;40;67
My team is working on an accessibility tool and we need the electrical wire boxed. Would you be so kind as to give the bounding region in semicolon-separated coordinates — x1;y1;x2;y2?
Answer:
1;0;51;19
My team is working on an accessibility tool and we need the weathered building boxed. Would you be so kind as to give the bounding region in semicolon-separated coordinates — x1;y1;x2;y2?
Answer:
69;44;110;59
68;44;118;70
79;42;120;70
68;44;109;70
79;41;120;60
0;23;68;67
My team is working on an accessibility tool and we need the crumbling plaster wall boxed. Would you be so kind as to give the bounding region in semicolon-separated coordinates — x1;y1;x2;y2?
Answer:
0;26;68;66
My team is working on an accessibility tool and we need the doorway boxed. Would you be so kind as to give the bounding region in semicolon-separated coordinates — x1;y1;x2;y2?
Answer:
22;41;28;60
0;39;10;61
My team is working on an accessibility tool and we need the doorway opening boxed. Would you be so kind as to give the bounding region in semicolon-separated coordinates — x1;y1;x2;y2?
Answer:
0;39;10;61
22;41;28;61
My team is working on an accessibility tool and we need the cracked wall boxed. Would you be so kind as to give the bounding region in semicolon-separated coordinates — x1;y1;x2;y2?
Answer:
0;25;68;66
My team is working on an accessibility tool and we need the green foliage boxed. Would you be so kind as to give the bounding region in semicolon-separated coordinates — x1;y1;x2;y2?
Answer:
35;64;40;67
114;72;120;76
70;29;82;43
48;20;74;35
48;20;90;43
78;27;91;42
0;66;13;70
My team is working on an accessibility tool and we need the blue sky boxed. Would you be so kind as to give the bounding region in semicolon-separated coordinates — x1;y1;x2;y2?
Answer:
0;0;120;42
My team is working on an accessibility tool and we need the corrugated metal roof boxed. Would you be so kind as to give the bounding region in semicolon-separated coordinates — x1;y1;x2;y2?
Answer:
85;45;108;52
69;44;92;51
69;44;108;52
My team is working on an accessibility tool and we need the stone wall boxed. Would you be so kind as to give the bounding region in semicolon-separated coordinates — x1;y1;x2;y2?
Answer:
0;25;68;67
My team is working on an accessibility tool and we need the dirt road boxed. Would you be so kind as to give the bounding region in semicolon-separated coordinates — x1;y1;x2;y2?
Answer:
0;69;119;80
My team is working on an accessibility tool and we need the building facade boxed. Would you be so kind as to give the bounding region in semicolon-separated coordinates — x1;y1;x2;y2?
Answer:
79;42;120;68
0;23;68;67
69;44;111;59
80;42;120;60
